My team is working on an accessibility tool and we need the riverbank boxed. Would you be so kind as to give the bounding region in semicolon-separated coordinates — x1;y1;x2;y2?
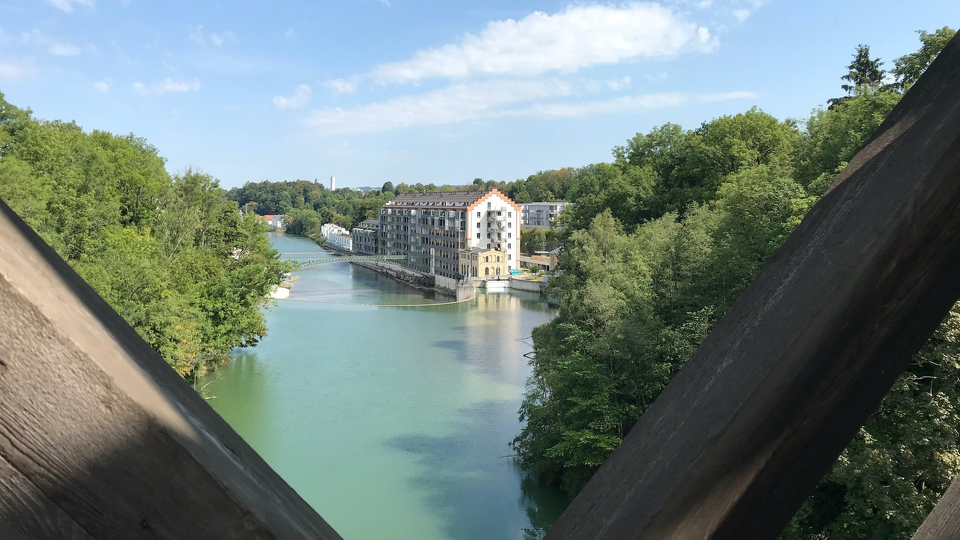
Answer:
203;233;570;540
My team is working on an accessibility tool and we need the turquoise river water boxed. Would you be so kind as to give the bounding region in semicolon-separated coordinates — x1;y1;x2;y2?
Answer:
201;233;569;540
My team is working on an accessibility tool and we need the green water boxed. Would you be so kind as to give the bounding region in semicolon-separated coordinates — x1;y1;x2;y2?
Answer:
202;233;569;540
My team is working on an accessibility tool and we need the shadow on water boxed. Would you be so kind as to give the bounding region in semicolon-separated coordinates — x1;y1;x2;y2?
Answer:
387;401;570;540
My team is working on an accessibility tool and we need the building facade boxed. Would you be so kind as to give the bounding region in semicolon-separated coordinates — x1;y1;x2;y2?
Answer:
378;190;521;279
321;223;352;251
258;214;286;229
459;247;507;279
520;202;570;229
351;218;380;255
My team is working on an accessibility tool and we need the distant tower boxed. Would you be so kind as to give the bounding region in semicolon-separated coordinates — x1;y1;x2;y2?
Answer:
330;176;336;190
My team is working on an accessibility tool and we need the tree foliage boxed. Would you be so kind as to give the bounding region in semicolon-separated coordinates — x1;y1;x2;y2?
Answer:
513;28;960;540
0;91;288;382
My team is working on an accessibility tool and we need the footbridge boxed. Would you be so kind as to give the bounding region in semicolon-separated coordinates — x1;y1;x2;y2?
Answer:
281;254;407;268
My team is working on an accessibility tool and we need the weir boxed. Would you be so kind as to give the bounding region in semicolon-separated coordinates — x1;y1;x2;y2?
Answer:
1;31;960;540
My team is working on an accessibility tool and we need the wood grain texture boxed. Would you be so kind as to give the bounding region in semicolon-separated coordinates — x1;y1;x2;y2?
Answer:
0;203;343;537
546;33;960;540
913;474;960;540
0;454;93;540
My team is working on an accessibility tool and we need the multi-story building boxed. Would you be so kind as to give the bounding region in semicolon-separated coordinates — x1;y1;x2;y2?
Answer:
351;218;380;255
459;247;507;280
520;202;570;229
379;190;521;279
320;223;352;251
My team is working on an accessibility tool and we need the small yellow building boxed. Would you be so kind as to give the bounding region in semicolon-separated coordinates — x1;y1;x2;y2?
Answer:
459;247;507;280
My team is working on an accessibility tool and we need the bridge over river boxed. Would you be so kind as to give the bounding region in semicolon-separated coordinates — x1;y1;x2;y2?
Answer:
279;252;406;268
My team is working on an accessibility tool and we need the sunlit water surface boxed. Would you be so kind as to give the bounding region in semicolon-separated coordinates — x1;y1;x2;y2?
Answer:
202;233;569;540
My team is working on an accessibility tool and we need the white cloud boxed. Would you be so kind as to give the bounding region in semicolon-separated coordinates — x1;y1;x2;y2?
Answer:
49;42;82;56
305;79;753;135
370;3;717;84
733;9;751;22
524;91;755;117
132;77;201;97
274;84;312;109
647;71;669;81
189;25;236;47
323;78;357;95
93;77;112;93
285;28;296;39
306;79;573;134
46;0;94;12
606;76;632;91
378;0;391;6
0;57;38;79
21;29;94;56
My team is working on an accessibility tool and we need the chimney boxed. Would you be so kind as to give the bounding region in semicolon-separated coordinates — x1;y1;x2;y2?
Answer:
330;176;336;190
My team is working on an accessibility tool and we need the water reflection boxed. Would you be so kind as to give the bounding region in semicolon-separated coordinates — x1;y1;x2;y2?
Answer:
204;234;569;540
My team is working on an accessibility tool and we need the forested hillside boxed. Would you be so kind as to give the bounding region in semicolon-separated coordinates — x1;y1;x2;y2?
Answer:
512;27;959;540
224;170;578;238
0;93;288;382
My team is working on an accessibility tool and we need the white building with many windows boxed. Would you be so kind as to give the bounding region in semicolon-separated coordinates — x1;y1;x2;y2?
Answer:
520;202;571;229
378;190;521;279
320;223;352;251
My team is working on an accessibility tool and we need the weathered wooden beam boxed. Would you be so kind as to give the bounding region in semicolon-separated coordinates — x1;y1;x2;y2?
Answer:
0;202;343;539
913;473;960;539
546;33;960;540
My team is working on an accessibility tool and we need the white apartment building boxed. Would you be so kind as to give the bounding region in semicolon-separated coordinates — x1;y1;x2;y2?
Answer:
520;202;571;229
320;223;353;251
379;190;521;279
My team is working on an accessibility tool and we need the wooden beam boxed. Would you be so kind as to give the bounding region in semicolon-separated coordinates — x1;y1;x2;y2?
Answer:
0;201;343;539
913;474;960;539
546;33;960;540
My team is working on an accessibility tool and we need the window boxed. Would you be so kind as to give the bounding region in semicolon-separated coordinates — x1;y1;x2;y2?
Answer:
507;222;512;228
477;211;481;218
508;212;512;217
487;202;491;209
487;233;491;239
508;232;512;238
507;254;512;260
476;223;480;228
508;243;512;249
476;233;480;238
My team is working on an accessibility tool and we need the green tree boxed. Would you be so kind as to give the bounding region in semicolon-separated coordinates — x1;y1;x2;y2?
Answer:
0;93;287;383
829;44;886;108
892;27;957;90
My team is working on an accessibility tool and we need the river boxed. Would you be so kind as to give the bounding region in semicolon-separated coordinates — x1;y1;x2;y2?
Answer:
201;233;569;540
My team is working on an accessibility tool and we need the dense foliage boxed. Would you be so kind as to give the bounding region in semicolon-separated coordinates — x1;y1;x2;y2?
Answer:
513;29;960;540
225;168;579;238
0;92;288;382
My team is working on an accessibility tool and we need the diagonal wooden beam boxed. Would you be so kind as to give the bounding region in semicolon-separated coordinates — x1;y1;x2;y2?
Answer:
546;32;960;540
913;473;960;540
0;201;343;539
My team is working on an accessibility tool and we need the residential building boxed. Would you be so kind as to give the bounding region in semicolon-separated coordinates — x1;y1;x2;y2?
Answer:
351;218;380;255
520;202;571;229
258;214;286;229
459;247;507;279
379;190;521;279
320;223;352;251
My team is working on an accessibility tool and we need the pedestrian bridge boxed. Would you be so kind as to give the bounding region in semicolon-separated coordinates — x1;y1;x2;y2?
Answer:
282;254;407;268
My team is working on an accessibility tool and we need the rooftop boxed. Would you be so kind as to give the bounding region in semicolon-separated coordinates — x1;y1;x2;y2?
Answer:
383;190;489;208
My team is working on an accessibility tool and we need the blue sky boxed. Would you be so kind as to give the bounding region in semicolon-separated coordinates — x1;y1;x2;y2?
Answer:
1;0;957;189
